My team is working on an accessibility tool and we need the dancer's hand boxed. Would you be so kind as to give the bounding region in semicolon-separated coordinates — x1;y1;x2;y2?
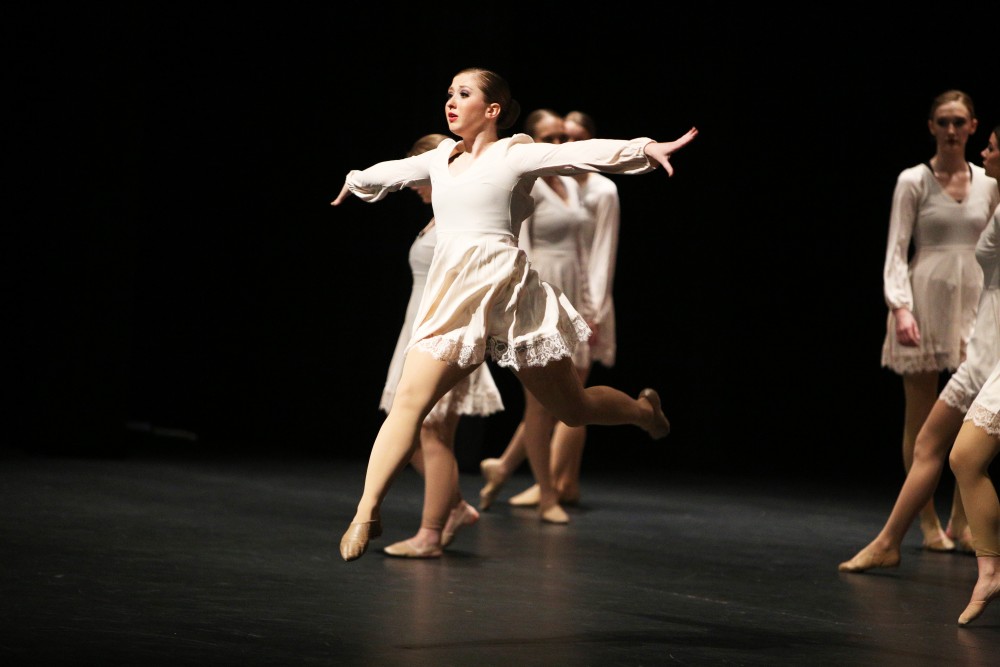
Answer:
893;307;921;346
330;181;351;206
644;127;698;177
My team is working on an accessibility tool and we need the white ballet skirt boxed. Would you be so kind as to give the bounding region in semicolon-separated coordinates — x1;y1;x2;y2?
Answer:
379;224;504;423
965;361;1000;437
345;134;655;371
940;210;1000;412
518;176;594;370
881;162;999;374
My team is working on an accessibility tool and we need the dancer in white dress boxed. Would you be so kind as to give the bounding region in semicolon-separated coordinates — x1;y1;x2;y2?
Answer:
948;124;1000;626
482;109;625;511
951;360;1000;625
476;109;598;522
378;134;504;558
880;90;998;551
331;67;696;561
840;125;1000;574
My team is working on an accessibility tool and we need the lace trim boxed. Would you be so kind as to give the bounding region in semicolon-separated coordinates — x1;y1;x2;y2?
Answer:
487;318;592;370
412;337;484;369
966;402;1000;437
939;383;975;413
882;353;960;375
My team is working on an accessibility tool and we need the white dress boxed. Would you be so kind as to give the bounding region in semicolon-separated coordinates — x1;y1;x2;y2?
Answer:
578;173;620;368
881;162;999;373
966;361;1000;437
518;176;594;370
379;223;504;423
940;209;1000;412
346;134;655;370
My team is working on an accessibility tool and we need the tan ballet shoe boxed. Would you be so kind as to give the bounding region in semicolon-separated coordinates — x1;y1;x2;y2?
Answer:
639;388;671;440
540;503;570;524
442;501;480;547
339;519;382;562
479;458;508;511
922;529;955;552
383;539;443;559
837;545;901;573
958;600;988;626
509;484;541;507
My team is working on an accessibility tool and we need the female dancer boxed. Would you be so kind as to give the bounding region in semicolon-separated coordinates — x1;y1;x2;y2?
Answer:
378;133;504;558
880;90;996;551
950;360;1000;625
948;124;1000;626
839;124;1000;573
480;109;624;510
477;108;598;522
331;67;696;561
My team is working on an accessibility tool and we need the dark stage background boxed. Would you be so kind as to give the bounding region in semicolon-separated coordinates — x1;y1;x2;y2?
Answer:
8;5;997;483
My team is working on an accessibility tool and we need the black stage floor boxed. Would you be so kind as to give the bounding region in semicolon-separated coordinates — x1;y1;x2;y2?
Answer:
1;452;997;666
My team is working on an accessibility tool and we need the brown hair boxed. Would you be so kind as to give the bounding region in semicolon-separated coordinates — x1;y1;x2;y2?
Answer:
523;109;561;138
455;67;522;130
928;90;976;119
565;110;597;138
407;133;449;157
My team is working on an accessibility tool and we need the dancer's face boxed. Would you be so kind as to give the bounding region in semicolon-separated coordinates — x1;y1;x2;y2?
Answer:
981;131;999;180
445;73;498;136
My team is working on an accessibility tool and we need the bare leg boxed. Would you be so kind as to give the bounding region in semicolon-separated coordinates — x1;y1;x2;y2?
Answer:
340;350;475;562
385;413;460;558
947;486;974;553
479;390;530;510
949;420;1000;625
902;372;954;550
518;387;566;523
513;356;668;435
839;400;964;572
550;364;592;505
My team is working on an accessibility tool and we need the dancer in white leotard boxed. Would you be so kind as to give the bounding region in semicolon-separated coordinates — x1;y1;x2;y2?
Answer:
331;67;696;561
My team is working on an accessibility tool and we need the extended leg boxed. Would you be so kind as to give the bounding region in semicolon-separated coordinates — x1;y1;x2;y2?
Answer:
839;400;963;572
950;420;1000;625
903;372;954;550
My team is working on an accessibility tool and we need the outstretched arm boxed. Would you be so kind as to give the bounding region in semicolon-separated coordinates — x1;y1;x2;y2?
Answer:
643;127;698;177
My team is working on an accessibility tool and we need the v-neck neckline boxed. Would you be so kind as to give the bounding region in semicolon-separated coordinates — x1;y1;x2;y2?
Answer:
446;138;504;178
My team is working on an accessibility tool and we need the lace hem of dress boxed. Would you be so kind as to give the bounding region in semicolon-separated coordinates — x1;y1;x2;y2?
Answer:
412;337;484;369
488;318;593;371
881;353;960;375
939;384;975;414
966;402;1000;437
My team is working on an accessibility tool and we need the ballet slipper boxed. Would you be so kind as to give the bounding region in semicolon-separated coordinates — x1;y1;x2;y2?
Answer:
509;484;541;507
837;544;901;573
339;519;382;562
921;528;955;552
442;501;480;547
639;389;671;440
539;502;570;524
479;458;508;511
958;600;988;626
958;557;1000;625
383;538;443;559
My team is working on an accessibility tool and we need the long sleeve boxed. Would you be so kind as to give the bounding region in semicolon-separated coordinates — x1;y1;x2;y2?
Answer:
344;147;441;203
977;210;1000;291
883;168;924;311
507;136;656;179
587;183;620;325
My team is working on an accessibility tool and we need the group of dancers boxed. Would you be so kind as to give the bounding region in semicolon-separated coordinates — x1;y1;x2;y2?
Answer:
332;71;1000;627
